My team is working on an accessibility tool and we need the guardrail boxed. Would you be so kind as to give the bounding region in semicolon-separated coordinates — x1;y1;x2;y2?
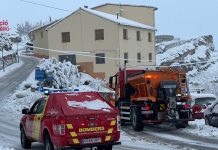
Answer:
0;53;17;71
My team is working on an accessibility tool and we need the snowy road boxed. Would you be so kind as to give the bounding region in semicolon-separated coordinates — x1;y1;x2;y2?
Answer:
123;124;218;150
0;56;39;101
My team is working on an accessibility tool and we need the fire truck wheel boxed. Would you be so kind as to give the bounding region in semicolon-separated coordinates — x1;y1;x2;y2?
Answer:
97;145;112;150
44;134;55;150
205;116;210;125
131;107;144;131
20;127;32;149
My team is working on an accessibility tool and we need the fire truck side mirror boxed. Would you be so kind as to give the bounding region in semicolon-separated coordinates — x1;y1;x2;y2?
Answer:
109;76;113;88
22;108;30;114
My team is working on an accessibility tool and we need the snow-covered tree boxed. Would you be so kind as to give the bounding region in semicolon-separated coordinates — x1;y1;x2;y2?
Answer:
0;32;12;51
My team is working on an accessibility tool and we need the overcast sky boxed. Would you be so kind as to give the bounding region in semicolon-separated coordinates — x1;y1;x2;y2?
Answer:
1;0;218;47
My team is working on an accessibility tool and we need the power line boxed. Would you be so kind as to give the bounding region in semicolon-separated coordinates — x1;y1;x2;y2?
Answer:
20;43;218;67
19;0;72;12
19;43;156;62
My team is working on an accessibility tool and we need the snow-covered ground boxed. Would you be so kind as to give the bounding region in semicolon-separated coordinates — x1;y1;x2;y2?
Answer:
182;119;218;138
0;61;23;78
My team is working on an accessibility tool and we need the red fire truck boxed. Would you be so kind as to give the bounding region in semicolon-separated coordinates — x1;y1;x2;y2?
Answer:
20;91;121;150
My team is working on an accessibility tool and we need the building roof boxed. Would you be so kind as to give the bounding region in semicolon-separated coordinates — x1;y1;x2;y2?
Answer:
92;3;158;11
30;20;60;32
46;7;155;31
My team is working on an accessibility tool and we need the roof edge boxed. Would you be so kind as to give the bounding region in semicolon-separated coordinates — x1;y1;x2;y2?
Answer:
92;3;158;11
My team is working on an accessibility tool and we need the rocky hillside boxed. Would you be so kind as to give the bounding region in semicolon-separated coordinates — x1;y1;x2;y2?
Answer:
156;35;218;95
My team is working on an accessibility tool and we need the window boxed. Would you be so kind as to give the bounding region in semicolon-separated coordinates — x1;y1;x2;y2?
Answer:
137;53;141;62
62;32;70;43
32;34;35;40
148;32;152;42
96;53;105;64
124;52;128;63
95;29;104;40
149;53;152;62
123;29;128;40
59;55;76;65
137;31;141;41
29;99;46;114
40;31;43;38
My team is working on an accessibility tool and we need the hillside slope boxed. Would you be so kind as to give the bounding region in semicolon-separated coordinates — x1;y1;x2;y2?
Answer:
156;35;218;95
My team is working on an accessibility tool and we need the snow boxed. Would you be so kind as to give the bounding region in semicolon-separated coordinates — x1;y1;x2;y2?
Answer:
182;119;218;138
0;146;14;150
121;131;182;150
67;99;112;111
0;49;17;58
0;61;23;78
37;58;110;92
81;8;155;30
46;8;155;31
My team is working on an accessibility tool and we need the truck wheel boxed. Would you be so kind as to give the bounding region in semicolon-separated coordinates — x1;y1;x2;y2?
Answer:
21;127;31;149
44;134;55;150
205;116;210;125
131;107;144;131
175;122;186;129
97;145;112;150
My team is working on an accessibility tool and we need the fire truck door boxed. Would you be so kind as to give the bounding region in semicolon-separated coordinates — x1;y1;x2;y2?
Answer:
32;100;46;140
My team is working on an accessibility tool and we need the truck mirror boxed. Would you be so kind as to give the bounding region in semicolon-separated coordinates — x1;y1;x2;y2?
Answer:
109;76;113;88
22;108;30;114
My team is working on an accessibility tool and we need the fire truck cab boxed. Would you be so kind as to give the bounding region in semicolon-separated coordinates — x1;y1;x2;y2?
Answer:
109;67;194;131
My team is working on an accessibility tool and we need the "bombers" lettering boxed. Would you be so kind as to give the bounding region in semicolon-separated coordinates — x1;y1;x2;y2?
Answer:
79;127;104;132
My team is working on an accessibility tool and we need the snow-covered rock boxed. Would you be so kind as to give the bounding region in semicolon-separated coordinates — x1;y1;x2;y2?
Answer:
156;35;218;97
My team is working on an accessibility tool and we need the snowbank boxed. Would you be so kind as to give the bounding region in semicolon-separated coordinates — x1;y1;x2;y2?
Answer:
38;58;110;92
0;146;14;150
2;58;111;113
182;119;218;138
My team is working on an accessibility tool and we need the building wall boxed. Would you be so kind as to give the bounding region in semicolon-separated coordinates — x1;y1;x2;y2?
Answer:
118;26;156;67
47;9;119;80
46;8;156;80
32;28;49;56
93;5;156;27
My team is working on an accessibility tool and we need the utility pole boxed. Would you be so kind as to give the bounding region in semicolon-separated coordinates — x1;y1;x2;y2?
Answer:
17;42;19;63
2;48;4;72
124;60;127;97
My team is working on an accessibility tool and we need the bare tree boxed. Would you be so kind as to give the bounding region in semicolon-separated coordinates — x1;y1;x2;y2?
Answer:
16;21;43;41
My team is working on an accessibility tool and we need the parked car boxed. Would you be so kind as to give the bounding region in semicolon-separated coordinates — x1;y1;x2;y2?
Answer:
191;93;216;119
204;100;218;127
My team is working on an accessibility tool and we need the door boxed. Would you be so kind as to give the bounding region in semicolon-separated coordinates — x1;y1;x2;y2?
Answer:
211;104;218;126
32;99;46;140
25;101;40;137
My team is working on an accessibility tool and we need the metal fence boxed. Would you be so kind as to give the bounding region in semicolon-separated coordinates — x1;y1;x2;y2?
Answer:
0;53;17;70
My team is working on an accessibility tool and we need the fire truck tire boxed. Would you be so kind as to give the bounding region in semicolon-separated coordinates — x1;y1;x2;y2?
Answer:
97;145;113;150
131;107;144;131
205;116;211;125
44;134;55;150
175;122;187;129
20;127;31;149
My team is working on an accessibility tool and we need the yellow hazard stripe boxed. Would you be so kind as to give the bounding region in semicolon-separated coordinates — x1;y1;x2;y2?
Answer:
105;136;111;141
66;124;73;129
110;120;116;126
73;138;80;144
70;132;77;137
107;128;113;134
